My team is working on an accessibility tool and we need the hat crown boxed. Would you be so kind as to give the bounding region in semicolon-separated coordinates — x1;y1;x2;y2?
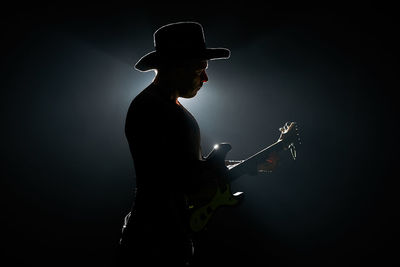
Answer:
154;22;206;54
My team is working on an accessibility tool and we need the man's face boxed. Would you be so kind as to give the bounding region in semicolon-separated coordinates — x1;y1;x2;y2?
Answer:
175;60;209;98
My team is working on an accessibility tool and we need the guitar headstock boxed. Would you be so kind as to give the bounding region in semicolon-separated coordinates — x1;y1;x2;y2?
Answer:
278;122;301;160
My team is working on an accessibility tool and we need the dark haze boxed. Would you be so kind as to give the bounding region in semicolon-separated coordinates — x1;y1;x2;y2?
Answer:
2;4;398;266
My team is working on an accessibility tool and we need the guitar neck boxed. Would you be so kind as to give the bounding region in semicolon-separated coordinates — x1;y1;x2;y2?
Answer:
228;140;284;182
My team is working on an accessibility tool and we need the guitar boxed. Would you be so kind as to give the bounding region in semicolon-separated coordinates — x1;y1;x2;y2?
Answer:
186;122;301;233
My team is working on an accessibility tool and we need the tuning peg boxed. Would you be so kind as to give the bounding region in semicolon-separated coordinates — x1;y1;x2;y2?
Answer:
289;143;296;160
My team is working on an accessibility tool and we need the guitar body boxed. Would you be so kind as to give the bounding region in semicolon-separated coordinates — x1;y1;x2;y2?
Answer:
186;143;244;233
189;184;243;232
186;122;300;233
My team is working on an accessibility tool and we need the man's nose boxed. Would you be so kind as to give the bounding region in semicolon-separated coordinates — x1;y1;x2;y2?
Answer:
201;71;208;83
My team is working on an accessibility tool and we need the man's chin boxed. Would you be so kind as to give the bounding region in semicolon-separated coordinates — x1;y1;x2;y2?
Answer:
182;88;200;99
181;93;197;99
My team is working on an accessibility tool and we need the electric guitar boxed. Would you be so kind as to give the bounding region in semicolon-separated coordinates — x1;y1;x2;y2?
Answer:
186;122;301;233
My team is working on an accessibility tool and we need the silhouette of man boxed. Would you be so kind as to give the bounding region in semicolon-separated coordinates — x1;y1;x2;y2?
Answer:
118;22;230;266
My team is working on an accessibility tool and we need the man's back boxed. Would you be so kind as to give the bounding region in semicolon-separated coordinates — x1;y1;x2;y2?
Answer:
120;83;202;265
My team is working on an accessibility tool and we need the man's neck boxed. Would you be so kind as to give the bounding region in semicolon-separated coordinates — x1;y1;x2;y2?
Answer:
153;74;180;102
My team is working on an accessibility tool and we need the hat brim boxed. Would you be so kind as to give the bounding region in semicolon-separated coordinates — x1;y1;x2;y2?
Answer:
134;48;230;72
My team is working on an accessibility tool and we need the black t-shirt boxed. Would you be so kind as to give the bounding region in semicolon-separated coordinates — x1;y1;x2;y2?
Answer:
125;83;204;236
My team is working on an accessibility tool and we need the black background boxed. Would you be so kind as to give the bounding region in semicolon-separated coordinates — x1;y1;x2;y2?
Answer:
2;3;399;266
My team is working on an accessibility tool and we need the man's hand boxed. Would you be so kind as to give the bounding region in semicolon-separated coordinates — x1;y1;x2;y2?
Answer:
257;151;279;173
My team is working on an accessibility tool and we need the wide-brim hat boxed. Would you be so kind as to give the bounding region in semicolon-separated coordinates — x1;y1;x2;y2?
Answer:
134;21;230;72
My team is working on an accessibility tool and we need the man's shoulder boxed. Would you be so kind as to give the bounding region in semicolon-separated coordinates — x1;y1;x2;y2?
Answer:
130;84;175;111
128;86;179;122
131;84;158;104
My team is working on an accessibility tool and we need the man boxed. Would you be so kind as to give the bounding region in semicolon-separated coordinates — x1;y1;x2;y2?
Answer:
118;22;231;266
118;21;281;266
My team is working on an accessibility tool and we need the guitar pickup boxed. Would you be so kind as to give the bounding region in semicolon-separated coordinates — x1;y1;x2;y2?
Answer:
225;160;244;170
